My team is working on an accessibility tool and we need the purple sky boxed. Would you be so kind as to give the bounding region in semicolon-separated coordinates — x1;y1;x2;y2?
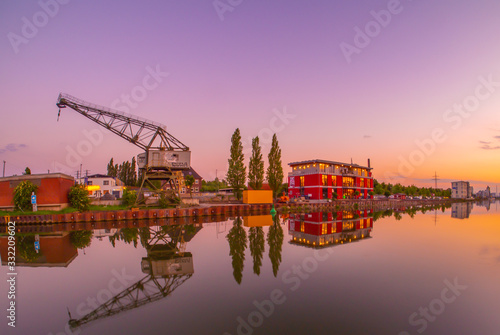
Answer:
1;0;499;190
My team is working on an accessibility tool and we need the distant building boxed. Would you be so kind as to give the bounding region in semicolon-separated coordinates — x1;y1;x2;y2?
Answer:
0;173;74;211
288;159;374;200
389;193;406;200
451;181;472;199
476;186;491;199
162;167;203;195
77;174;125;198
451;202;473;219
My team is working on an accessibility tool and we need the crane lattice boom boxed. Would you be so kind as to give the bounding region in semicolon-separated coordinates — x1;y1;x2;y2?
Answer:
69;273;192;329
56;93;189;152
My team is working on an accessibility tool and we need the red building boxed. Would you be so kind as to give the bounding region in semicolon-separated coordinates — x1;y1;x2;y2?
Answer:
288;159;374;200
288;210;373;248
390;193;407;200
0;232;78;267
162;167;203;195
0;173;74;210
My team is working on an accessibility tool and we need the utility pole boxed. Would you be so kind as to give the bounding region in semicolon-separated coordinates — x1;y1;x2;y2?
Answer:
2;161;5;178
80;164;83;182
85;169;90;177
432;172;440;190
216;169;219;192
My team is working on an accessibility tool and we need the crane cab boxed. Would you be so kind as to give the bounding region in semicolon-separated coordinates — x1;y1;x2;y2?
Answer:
137;150;191;170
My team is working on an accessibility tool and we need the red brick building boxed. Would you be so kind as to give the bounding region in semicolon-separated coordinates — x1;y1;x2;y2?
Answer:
288;210;373;248
288;159;374;200
162;167;203;195
0;232;78;267
0;173;74;210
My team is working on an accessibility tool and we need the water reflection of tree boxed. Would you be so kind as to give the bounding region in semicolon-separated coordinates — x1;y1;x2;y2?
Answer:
17;235;42;262
69;230;93;249
227;217;247;284
139;227;151;248
405;207;417;218
249;227;265;276
267;215;284;277
109;228;139;248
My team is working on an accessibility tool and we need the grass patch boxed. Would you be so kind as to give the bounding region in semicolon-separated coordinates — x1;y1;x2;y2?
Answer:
0;204;131;217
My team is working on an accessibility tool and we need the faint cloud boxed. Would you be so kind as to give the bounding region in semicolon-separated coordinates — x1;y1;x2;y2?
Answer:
363;135;372;139
479;134;500;149
0;143;27;153
480;143;500;150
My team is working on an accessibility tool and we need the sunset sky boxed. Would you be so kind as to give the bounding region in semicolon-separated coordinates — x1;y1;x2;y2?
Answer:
1;0;499;190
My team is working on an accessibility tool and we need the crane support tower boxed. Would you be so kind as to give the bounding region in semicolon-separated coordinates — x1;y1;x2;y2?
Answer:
56;93;191;204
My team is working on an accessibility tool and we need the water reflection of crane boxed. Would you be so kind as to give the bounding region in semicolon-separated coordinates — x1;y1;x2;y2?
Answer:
68;224;201;329
56;93;191;202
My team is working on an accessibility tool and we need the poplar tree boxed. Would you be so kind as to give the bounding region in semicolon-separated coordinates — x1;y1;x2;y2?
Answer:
130;156;137;186
107;158;117;177
226;128;246;200
267;134;284;198
248;136;264;190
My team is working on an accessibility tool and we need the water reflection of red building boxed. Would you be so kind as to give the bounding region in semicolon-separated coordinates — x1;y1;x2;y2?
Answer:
288;210;373;248
0;232;78;267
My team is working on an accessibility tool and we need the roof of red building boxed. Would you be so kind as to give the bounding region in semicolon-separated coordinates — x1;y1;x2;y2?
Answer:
288;159;372;170
0;173;74;182
182;167;203;180
248;183;272;190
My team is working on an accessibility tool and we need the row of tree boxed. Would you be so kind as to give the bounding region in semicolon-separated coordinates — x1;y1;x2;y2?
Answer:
227;216;284;284
226;129;284;199
201;179;229;192
373;180;452;198
106;157;138;186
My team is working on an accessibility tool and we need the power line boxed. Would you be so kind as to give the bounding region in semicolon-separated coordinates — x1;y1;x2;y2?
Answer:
432;171;440;189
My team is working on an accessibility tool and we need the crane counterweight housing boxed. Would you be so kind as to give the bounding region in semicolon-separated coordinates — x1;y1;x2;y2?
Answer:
137;150;190;170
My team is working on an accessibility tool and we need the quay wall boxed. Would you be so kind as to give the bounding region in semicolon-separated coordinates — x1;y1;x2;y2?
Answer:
0;199;456;225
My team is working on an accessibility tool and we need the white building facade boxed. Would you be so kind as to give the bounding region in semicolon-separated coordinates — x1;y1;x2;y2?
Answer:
451;181;471;199
77;174;125;198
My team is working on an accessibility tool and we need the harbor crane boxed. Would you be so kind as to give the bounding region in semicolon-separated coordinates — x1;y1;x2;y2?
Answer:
56;93;191;203
68;223;201;329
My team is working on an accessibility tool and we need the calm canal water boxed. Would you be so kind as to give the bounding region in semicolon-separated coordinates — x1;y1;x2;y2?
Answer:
1;201;500;335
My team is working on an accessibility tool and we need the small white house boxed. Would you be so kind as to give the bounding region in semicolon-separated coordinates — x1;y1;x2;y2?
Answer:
77;174;125;199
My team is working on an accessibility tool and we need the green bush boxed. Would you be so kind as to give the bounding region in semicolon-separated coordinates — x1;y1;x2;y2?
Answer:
159;192;180;208
68;184;92;212
122;188;137;206
17;235;42;262
158;193;170;208
70;230;93;249
13;181;38;211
